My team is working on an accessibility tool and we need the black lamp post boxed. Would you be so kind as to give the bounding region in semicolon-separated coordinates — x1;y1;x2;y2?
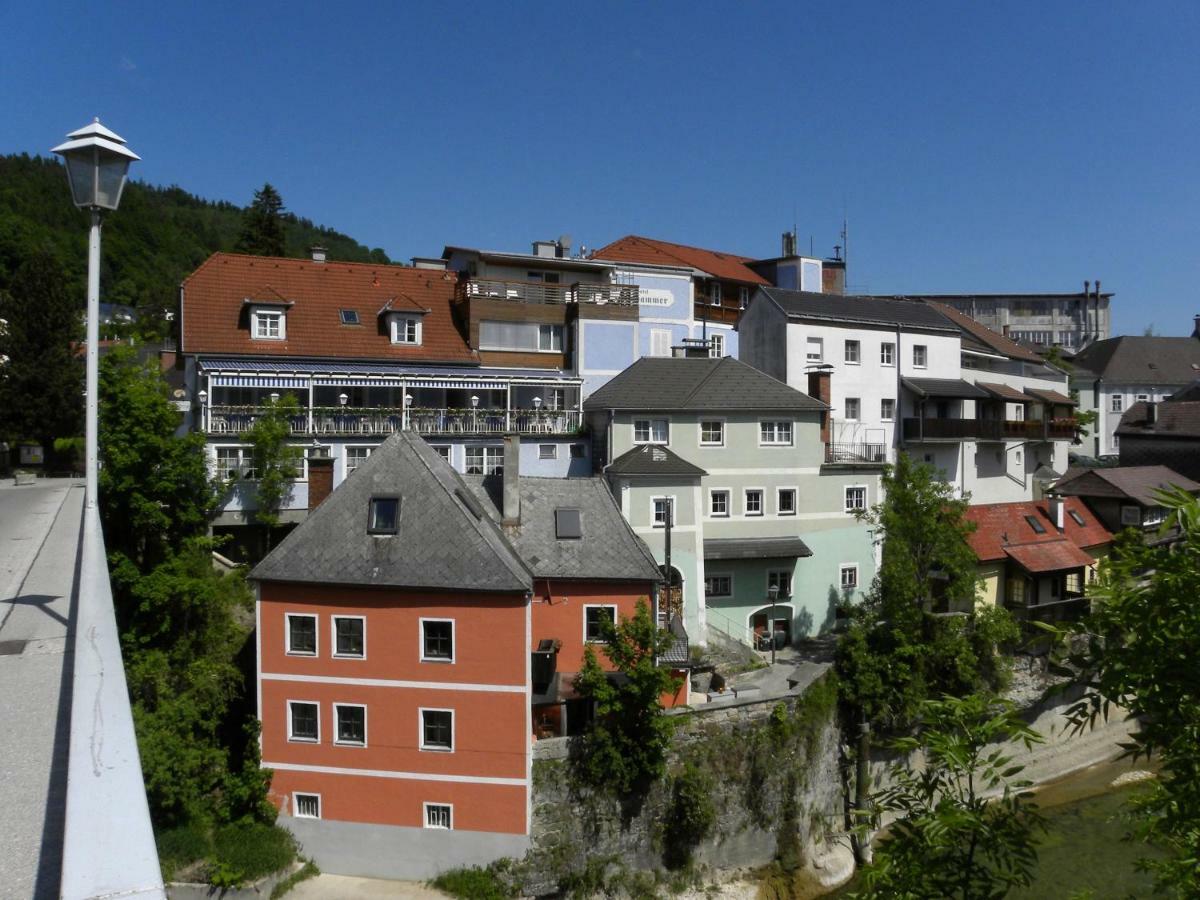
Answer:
767;583;780;665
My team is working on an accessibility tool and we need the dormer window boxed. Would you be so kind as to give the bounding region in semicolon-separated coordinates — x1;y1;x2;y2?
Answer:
390;314;422;345
368;496;400;534
251;308;286;340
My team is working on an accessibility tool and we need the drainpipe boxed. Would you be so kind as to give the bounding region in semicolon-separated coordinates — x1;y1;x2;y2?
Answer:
895;322;903;455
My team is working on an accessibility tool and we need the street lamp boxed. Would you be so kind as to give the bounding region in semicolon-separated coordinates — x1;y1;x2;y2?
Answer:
52;119;139;509
470;394;479;432
767;583;780;665
338;393;349;407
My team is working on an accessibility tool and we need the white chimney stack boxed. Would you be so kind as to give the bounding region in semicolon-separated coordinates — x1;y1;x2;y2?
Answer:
502;433;520;526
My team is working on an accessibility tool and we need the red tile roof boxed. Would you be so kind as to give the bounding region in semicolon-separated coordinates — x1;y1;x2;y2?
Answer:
964;496;1112;562
928;302;1045;363
592;235;770;285
1004;539;1096;574
181;253;477;364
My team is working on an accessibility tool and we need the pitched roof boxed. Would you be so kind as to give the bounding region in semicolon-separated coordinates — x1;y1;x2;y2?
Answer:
903;377;990;400
975;381;1031;402
462;476;662;582
582;356;826;412
1070;336;1200;385
1004;539;1096;574
759;288;959;333
249;431;530;592
181;252;477;364
927;302;1045;363
964;497;1112;562
1117;400;1200;438
703;537;813;560
1025;387;1075;405
606;444;707;477
592;235;770;285
1055;465;1200;506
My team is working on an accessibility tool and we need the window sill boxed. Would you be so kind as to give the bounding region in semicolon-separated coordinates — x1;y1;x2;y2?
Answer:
332;653;366;660
420;746;454;753
420;657;454;664
333;741;366;748
287;736;319;744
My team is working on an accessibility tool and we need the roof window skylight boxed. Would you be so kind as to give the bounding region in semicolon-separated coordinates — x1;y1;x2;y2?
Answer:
1024;515;1046;535
368;496;400;534
555;508;582;540
340;309;360;325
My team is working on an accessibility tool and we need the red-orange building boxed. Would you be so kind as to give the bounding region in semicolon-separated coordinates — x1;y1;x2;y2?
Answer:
250;430;666;878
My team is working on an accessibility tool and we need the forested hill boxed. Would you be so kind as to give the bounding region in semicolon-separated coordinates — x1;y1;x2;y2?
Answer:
0;153;391;334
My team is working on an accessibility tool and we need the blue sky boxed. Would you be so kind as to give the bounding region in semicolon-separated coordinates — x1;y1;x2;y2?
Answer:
3;1;1198;336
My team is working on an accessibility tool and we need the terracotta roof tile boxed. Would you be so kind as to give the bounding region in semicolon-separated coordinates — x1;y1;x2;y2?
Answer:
181;253;477;364
1004;539;1096;573
593;235;770;285
964;497;1112;562
928;302;1045;363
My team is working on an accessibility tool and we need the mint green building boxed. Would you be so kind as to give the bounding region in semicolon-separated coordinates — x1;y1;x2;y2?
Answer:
584;351;882;650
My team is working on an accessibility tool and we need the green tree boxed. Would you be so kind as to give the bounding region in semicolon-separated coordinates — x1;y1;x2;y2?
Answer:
241;393;302;546
572;599;681;796
0;249;82;452
235;183;286;257
1051;487;1200;895
837;454;1015;732
856;694;1045;900
99;345;218;571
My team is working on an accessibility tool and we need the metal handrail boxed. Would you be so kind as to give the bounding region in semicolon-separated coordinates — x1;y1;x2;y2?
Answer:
207;405;584;437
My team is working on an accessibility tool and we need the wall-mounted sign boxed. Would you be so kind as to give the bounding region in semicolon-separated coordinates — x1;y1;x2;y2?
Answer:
639;289;675;307
19;445;44;465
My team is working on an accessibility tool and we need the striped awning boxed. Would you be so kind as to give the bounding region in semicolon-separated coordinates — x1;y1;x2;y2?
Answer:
208;374;309;388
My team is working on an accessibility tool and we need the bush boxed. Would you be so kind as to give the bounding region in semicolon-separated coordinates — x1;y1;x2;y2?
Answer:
211;822;296;883
431;865;514;900
663;763;717;869
156;821;212;880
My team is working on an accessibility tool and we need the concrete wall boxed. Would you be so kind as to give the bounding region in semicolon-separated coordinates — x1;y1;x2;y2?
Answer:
738;293;789;382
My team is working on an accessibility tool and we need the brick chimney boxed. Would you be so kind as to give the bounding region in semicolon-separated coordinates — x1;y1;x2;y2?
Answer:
308;444;334;511
807;370;832;446
502;433;520;526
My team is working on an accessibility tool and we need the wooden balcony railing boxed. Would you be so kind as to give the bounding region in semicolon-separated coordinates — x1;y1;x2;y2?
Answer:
903;418;1078;442
206;405;583;437
462;278;639;306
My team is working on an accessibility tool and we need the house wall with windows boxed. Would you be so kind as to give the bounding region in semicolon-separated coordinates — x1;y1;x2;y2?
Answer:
1089;383;1174;457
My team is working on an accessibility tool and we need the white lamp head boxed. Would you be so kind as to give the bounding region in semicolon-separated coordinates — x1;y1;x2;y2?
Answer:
533;396;543;409
470;395;479;408
51;119;140;211
339;393;349;406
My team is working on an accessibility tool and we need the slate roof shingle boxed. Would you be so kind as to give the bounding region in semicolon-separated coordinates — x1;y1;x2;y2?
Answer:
592;235;770;285
462;476;662;583
759;287;960;333
963;497;1112;562
1117;401;1200;438
249;431;530;592
181;252;477;364
606;444;707;477
583;357;825;412
1053;465;1200;506
1070;336;1200;385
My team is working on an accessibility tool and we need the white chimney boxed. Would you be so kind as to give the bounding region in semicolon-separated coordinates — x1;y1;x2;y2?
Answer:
310;246;327;263
502;433;520;526
1048;495;1065;532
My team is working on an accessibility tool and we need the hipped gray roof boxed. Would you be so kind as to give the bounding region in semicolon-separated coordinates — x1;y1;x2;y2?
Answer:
1054;465;1200;506
463;476;662;583
583;356;825;412
249;431;530;592
759;287;959;333
1071;336;1200;384
606;444;707;477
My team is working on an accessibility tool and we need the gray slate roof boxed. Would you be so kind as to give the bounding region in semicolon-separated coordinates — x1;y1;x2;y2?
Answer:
703;536;813;560
249;431;531;592
1117;401;1200;438
606;444;707;477
583;356;825;412
760;287;959;333
1070;336;1200;384
1054;465;1200;506
463;476;663;583
902;377;990;399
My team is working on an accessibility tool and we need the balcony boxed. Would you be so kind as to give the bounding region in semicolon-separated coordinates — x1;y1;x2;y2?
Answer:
206;405;584;437
903;417;1078;442
825;442;889;465
462;278;639;306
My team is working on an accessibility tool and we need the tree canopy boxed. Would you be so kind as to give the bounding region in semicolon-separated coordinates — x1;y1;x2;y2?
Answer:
235;183;287;257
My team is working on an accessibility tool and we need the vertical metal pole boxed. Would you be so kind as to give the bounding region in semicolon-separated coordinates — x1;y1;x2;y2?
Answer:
663;498;672;627
770;591;777;665
854;716;872;865
85;209;101;509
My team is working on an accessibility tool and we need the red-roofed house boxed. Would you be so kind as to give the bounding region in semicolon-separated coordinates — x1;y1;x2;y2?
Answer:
964;496;1112;621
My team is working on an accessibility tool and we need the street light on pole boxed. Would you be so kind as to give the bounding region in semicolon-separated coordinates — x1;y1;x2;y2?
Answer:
52;119;139;510
767;583;780;665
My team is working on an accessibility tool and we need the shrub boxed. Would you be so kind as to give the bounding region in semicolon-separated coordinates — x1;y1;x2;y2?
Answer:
663;763;717;869
211;822;296;883
156;821;212;880
431;865;514;900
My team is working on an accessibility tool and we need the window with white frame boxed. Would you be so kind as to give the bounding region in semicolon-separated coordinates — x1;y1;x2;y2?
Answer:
538;324;563;352
840;565;859;591
710;490;730;517
286;613;317;656
652;497;672;528
252;308;285;340
700;420;724;446
1135;393;1149;403
705;574;732;597
745;489;763;516
881;342;895;366
844;340;860;364
424;803;453;830
760;420;793;446
390;315;422;345
844;397;860;421
431;445;451;462
881;398;895;421
288;701;319;742
332;616;365;658
767;570;792;598
738;286;750;309
422;619;454;662
334;704;366;746
650;329;671;357
294;793;321;819
346;445;375;474
709;332;726;358
710;282;723;306
777;488;796;515
806;337;824;362
478;321;559;352
465;446;504;475
420;709;454;751
585;605;617;642
913;345;928;368
215;446;254;480
845;486;867;513
1110;394;1123;413
539;444;558;460
547;387;566;411
634;418;669;445
368;496;400;534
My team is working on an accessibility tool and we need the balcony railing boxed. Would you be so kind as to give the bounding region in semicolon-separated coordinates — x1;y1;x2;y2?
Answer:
207;405;583;437
462;278;639;306
825;442;889;464
903;418;1078;442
